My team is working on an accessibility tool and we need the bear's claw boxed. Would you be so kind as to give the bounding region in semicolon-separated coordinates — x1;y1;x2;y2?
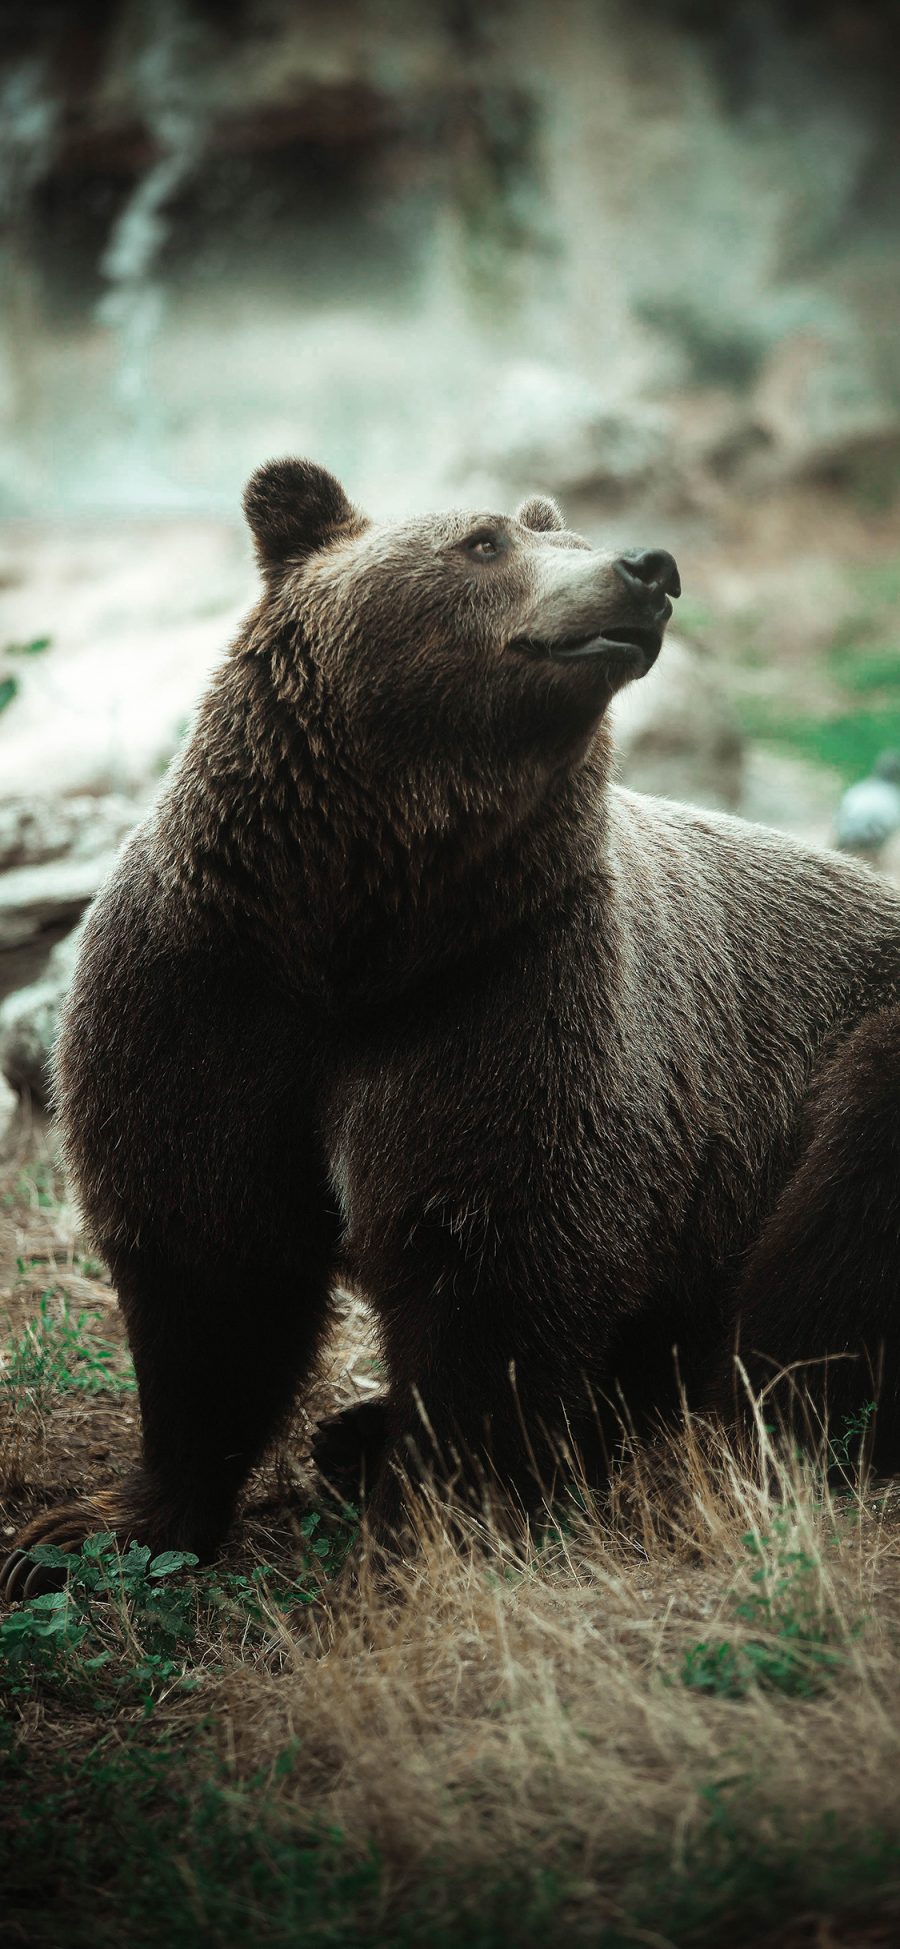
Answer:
1;1498;115;1602
2;1551;31;1601
3;1553;69;1602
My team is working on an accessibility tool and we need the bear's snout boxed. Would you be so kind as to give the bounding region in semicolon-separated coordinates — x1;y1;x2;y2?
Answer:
613;550;681;601
511;541;680;676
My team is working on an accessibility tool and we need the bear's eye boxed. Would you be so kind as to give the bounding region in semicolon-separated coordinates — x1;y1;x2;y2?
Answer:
463;530;502;560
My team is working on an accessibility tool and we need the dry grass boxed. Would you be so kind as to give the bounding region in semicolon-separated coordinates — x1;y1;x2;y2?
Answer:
3;1130;900;1947
228;1436;900;1939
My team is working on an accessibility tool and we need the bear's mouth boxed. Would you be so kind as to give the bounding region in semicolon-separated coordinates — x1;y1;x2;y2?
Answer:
510;604;671;670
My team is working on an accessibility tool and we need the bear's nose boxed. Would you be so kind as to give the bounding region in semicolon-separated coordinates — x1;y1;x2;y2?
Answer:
614;550;681;599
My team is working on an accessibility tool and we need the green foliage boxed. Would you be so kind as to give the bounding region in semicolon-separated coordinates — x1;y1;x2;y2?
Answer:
829;1400;877;1476
0;1535;199;1705
4;1722;900;1947
4;1160;60;1210
620;1789;900;1949
1;1287;136;1404
737;557;900;779
1;1730;383;1949
0;1722;572;1949
738;699;900;781
0;638;49;717
72;1252;106;1278
828;643;900;696
0;1510;357;1713
680;1521;848;1699
4;634;51;656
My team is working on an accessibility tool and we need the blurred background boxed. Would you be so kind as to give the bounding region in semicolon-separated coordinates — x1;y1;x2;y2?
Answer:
1;0;899;1128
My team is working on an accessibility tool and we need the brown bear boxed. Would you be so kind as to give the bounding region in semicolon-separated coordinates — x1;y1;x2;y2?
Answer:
4;459;900;1597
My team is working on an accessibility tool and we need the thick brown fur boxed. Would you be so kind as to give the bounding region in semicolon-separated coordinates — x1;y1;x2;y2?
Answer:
4;462;900;1582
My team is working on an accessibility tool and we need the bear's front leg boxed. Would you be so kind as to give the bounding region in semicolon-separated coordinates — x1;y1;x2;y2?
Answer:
2;1236;335;1599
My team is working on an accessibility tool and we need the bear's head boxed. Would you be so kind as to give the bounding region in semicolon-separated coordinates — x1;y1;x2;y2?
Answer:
243;458;680;798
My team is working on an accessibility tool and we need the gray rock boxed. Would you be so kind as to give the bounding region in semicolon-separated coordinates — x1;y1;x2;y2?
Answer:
750;332;900;486
0;924;82;1103
835;756;900;856
0;851;122;950
0;522;248;801
0;793;138;873
0;1070;18;1154
737;747;839;851
462;363;671;499
612;636;744;812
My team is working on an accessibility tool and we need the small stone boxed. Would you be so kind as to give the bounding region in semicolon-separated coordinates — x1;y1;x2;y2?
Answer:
612;635;744;811
0;923;84;1103
0;1071;18;1153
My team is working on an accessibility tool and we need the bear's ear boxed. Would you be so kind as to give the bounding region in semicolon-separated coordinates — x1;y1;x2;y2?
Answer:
243;459;360;570
516;494;565;534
